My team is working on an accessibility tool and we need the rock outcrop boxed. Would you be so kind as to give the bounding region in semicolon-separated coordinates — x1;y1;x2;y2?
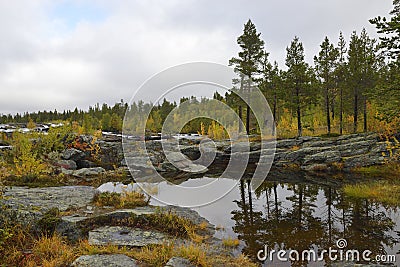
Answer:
169;133;396;172
71;254;139;267
53;132;396;177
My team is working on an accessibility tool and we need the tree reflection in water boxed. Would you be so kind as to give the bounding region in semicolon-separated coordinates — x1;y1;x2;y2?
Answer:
232;179;399;266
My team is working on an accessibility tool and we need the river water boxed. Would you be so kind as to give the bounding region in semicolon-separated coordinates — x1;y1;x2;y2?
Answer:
99;173;400;266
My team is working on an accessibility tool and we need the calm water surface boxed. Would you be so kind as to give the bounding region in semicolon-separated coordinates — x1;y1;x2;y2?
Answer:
99;175;400;266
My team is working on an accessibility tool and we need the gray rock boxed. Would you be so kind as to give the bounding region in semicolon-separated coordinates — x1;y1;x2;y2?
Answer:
76;159;97;168
73;167;105;177
124;156;153;170
180;145;201;160
2;186;96;212
56;207;157;242
301;163;329;171
369;142;389;155
71;254;139;267
61;148;85;161
61;168;74;175
223;142;252;154
164;152;208;173
303;151;341;165
78;135;94;144
302;140;336;148
96;140;123;170
181;164;208;173
56;215;88;242
167;152;191;163
276;139;303;148
285;146;332;163
336;141;374;157
165;257;195;267
336;133;378;144
54;159;77;170
343;154;386;168
89;226;167;247
1;186;96;228
298;136;321;142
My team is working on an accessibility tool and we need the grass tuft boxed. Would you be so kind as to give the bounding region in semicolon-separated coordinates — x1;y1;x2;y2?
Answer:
222;237;240;247
343;180;400;206
93;190;149;208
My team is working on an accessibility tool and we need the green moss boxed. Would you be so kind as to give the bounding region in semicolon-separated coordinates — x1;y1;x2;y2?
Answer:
343;181;400;206
352;162;400;179
3;174;66;187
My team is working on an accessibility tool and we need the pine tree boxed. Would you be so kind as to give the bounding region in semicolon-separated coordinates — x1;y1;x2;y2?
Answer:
347;30;379;132
335;32;347;135
314;36;339;134
101;113;111;131
370;0;400;121
229;19;265;134
370;0;400;60
284;37;316;137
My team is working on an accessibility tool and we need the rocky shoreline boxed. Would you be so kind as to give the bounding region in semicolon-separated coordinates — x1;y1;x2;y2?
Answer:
1;132;397;266
1;132;396;181
113;132;397;177
0;186;225;267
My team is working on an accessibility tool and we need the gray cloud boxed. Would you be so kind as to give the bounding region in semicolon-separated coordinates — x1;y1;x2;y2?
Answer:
0;0;393;114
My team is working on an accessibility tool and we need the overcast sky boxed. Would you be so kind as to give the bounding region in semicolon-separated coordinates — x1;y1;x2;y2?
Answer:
0;0;394;115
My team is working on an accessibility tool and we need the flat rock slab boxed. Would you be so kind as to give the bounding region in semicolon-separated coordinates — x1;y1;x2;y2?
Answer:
72;254;139;267
89;226;167;247
2;186;96;212
165;257;195;267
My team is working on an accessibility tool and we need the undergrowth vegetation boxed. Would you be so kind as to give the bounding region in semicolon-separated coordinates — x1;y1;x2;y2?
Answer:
0;208;256;267
93;190;149;208
344;180;400;206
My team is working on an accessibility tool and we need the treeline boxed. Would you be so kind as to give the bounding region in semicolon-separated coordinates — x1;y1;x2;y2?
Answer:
1;1;399;138
0;101;128;133
226;0;400;137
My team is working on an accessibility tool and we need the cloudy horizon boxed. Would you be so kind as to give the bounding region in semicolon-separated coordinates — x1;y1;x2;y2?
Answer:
0;0;394;115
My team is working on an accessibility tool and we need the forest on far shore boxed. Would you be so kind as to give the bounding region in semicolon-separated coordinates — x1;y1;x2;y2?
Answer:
1;0;399;139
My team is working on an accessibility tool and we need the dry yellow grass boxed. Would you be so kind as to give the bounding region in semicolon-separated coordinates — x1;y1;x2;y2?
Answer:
222;237;240;247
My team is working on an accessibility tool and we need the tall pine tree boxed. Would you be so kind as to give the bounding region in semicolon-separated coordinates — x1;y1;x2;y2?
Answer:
314;37;339;134
284;37;316;137
229;19;265;134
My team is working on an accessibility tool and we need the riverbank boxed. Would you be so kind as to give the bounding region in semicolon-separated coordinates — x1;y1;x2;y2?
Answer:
0;185;256;266
0;131;399;266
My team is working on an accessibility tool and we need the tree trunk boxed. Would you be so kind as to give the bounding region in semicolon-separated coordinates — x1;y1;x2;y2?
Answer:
353;87;358;133
238;75;245;135
273;182;279;220
296;86;302;137
246;104;250;135
325;86;331;134
272;93;277;136
340;87;343;135
238;105;243;133
247;179;254;225
327;187;332;242
298;185;303;225
245;78;251;135
363;96;367;132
